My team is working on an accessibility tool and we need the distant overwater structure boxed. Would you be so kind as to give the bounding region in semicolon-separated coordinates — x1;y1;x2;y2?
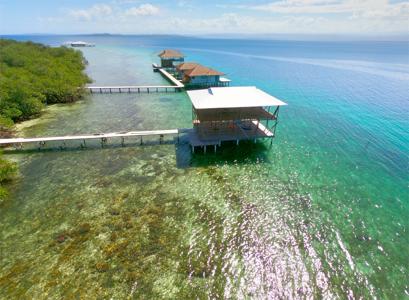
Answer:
64;41;95;47
154;49;231;88
158;49;185;69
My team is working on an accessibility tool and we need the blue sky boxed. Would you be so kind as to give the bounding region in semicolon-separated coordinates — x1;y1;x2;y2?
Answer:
0;0;408;35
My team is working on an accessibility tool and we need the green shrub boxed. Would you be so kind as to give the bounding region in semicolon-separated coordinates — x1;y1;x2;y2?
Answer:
0;154;17;182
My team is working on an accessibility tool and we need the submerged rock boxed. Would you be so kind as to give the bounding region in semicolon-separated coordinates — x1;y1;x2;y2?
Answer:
56;234;67;243
75;223;91;235
95;262;109;273
110;208;120;216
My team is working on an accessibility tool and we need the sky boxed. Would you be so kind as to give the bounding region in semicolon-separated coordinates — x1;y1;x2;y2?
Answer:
0;0;408;37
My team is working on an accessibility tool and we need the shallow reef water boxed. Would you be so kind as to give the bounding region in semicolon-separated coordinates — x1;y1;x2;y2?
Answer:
0;36;408;299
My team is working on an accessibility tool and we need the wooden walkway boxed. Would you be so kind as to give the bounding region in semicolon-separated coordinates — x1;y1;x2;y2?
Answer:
157;68;184;88
86;68;184;94
0;129;186;149
86;85;181;94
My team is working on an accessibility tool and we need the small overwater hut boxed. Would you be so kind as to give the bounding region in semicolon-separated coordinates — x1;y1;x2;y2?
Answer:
158;49;185;69
186;86;287;153
176;62;230;87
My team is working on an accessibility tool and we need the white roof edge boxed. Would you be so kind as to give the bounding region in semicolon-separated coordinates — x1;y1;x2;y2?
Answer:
187;86;287;110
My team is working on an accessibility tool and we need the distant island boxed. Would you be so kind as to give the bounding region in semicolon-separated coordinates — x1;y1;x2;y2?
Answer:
0;39;91;203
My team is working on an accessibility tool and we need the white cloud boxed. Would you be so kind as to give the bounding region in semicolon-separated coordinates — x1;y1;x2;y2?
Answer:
167;10;408;35
38;1;407;35
249;0;409;20
125;4;159;16
69;4;113;21
177;1;193;8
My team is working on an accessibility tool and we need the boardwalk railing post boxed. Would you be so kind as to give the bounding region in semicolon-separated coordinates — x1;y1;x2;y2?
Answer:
38;141;45;150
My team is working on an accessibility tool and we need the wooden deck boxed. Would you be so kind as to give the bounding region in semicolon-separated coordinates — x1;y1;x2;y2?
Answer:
187;121;275;152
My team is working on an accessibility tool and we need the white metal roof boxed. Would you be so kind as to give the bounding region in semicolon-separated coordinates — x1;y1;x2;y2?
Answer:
187;86;287;109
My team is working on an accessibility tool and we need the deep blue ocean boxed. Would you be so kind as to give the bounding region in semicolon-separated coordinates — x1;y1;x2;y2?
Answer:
1;35;408;298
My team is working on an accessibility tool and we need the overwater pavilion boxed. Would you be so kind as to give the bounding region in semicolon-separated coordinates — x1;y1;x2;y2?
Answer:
186;86;287;153
176;62;230;88
158;49;185;69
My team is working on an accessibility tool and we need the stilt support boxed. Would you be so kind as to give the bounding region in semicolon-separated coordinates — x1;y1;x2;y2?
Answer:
101;137;107;147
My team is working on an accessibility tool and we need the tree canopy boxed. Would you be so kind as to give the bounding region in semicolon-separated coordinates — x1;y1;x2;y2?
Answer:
0;39;91;129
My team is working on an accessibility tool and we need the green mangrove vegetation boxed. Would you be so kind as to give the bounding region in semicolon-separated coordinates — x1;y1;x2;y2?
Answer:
0;39;91;201
0;39;91;130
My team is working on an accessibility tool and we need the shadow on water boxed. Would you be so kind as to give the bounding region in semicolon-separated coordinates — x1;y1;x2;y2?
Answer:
175;140;272;169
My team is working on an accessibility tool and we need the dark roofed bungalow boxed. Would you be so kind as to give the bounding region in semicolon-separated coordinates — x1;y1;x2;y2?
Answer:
158;49;185;69
176;62;231;88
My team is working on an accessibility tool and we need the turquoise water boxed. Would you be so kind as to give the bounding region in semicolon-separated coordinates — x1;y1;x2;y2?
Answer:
0;35;408;299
